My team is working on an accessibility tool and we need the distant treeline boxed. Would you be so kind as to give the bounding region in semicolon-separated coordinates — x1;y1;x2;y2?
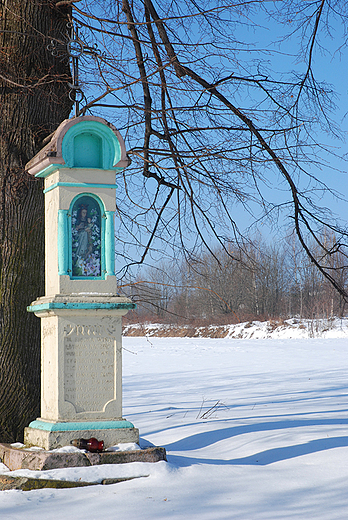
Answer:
123;232;347;324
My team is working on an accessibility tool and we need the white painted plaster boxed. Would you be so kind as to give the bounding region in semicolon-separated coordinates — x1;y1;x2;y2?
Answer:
33;300;128;423
44;167;117;296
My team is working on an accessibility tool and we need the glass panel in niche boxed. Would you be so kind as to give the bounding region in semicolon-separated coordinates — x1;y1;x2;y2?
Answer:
71;196;102;277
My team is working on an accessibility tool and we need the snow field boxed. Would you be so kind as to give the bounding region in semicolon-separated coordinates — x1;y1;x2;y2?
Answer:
0;335;348;519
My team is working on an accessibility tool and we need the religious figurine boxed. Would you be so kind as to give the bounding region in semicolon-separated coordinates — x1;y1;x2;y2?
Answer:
72;200;101;277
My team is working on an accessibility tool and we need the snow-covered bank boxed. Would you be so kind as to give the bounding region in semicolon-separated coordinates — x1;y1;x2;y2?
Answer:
1;335;348;519
124;316;348;339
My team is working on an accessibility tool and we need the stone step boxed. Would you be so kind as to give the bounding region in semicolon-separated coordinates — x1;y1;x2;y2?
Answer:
0;474;148;491
0;443;166;471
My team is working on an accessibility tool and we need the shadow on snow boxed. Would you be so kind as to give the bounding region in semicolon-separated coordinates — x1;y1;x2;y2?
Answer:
167;435;348;467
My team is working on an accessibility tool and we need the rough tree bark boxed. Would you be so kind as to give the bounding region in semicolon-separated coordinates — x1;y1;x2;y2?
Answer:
0;0;72;442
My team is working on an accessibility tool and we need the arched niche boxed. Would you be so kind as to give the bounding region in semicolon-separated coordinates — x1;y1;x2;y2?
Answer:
70;194;105;278
62;120;121;169
73;132;103;168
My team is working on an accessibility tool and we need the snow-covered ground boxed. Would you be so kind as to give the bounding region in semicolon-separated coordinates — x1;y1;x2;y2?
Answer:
1;331;348;519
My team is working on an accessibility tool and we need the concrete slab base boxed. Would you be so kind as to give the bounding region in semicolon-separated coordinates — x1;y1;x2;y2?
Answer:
24;423;139;451
0;443;167;471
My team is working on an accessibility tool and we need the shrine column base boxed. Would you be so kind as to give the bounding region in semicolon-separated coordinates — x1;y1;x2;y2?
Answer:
25;295;138;450
24;420;139;451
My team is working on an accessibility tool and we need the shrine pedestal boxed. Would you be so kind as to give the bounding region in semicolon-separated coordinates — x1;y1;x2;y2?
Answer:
25;295;138;450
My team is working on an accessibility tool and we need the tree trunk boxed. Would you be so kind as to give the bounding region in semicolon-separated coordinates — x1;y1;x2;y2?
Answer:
0;0;72;442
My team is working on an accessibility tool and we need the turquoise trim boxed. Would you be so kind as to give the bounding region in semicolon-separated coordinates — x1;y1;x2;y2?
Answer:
58;210;69;275
62;120;121;169
68;211;72;274
27;302;136;313
35;164;63;178
105;211;115;276
28;420;135;432
101;203;106;278
43;182;118;194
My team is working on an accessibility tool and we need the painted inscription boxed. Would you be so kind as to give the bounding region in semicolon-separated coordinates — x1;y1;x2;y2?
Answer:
64;323;104;337
64;325;115;413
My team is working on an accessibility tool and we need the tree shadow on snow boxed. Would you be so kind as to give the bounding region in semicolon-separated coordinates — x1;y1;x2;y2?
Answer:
168;435;348;467
165;417;348;451
165;415;348;467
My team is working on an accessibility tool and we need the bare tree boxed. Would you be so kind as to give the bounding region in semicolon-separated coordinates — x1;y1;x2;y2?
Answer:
130;234;347;323
70;0;348;300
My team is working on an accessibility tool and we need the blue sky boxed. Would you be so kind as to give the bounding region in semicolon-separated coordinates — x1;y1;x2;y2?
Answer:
230;7;348;231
